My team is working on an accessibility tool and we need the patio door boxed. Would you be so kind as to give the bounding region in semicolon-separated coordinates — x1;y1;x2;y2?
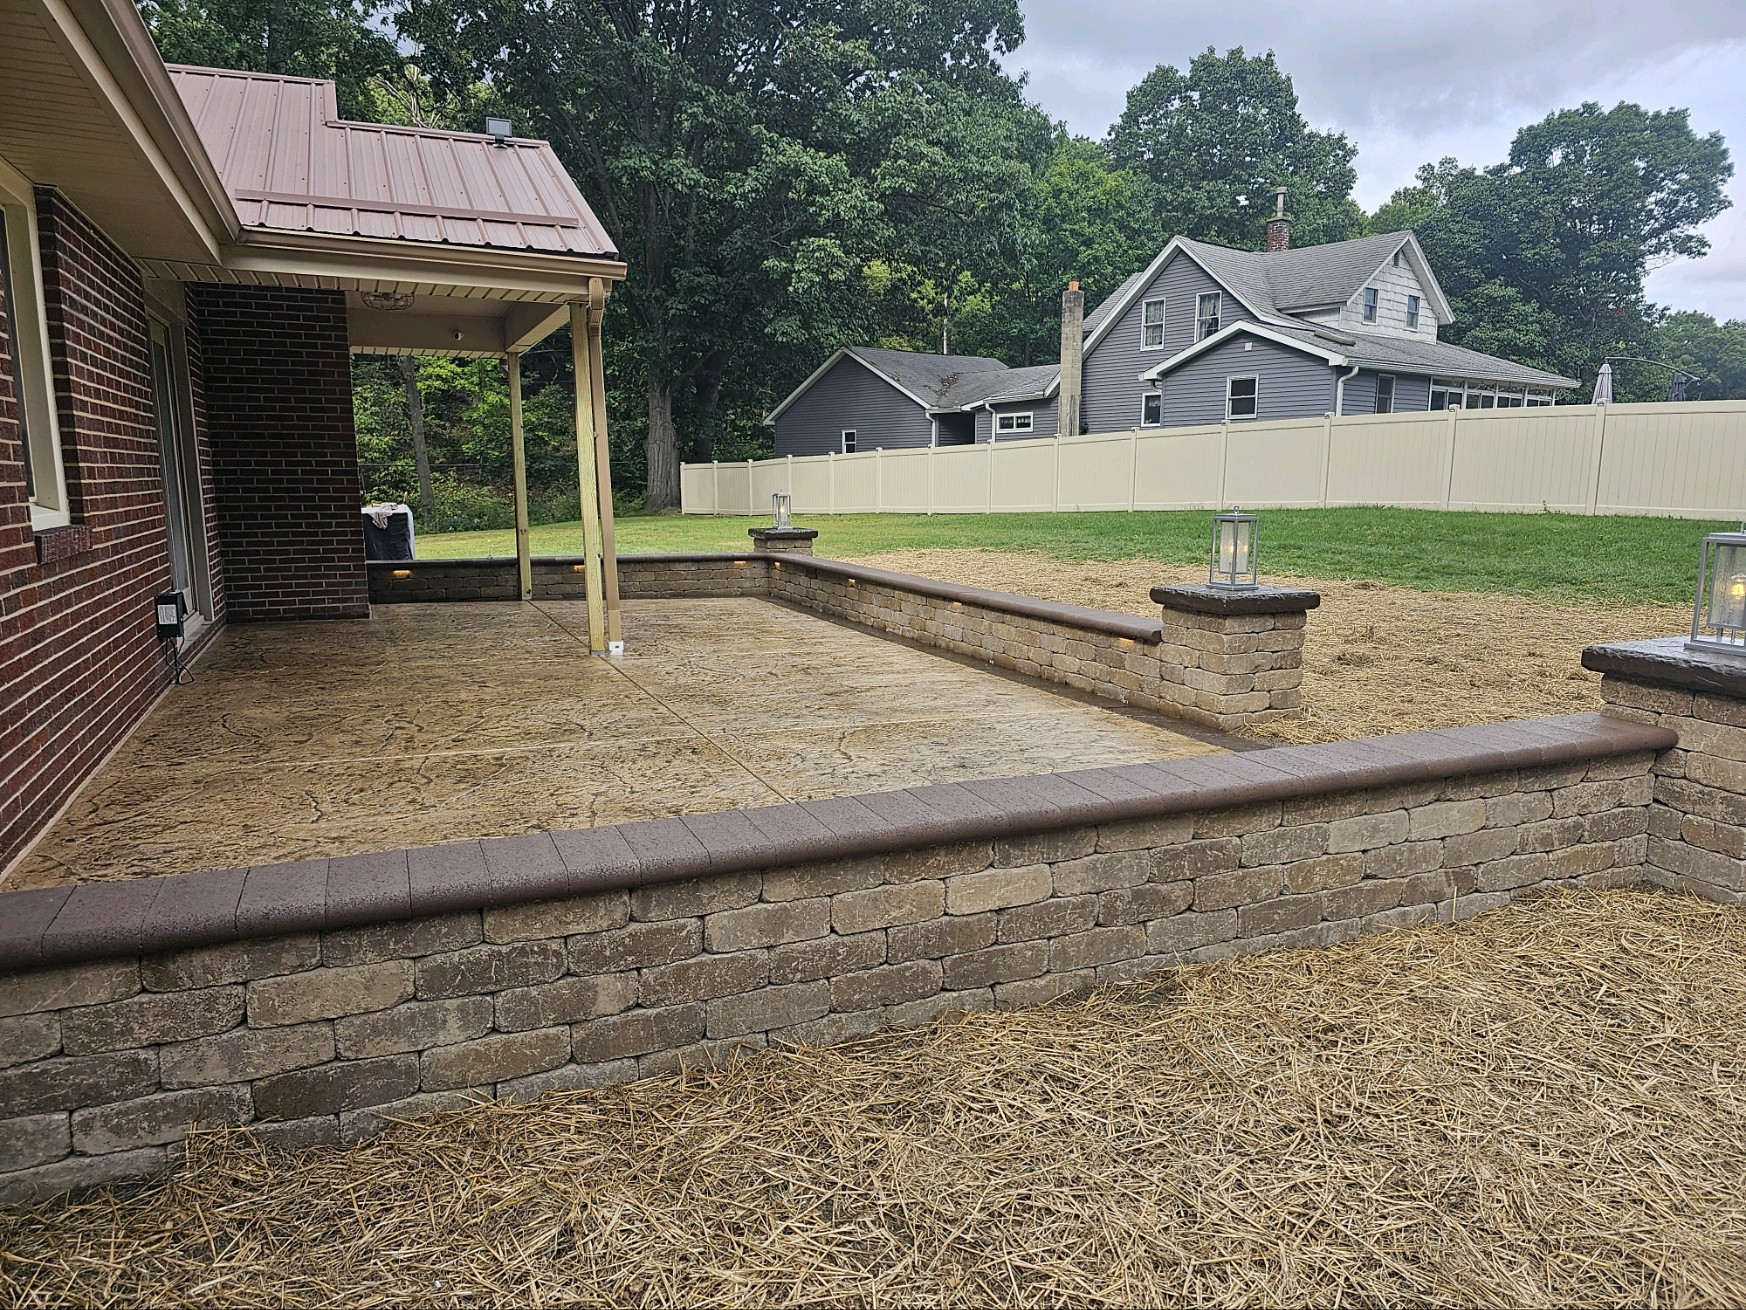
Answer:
148;316;211;623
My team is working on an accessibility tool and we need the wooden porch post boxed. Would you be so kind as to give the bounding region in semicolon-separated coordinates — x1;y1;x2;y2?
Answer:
585;278;623;649
570;301;608;653
507;351;533;602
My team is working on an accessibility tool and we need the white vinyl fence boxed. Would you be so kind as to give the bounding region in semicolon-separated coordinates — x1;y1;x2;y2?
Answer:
682;401;1746;520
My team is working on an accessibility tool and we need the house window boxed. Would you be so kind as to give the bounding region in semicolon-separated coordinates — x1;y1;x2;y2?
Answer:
1375;375;1395;415
1140;298;1166;350
996;412;1034;434
1429;378;1463;410
0;163;68;530
1141;392;1162;427
1362;287;1379;323
1465;387;1496;409
1495;389;1525;408
1392;251;1403;267
1226;375;1258;420
841;429;857;453
1406;295;1421;330
1526;391;1553;408
1195;292;1222;342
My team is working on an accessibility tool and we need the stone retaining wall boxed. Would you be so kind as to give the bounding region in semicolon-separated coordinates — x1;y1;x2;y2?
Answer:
0;714;1672;1205
368;555;764;604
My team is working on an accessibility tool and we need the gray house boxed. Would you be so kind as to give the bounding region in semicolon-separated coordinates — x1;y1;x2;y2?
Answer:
767;214;1578;454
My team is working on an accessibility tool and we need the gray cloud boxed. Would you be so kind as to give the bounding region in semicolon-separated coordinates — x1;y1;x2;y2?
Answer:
1009;0;1746;317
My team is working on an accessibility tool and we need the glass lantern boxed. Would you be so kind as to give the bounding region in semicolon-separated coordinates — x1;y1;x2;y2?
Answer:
1689;526;1746;655
771;491;793;530
1209;509;1259;590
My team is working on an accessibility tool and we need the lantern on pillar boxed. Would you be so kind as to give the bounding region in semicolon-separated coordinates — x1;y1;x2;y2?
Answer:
1209;509;1259;590
772;492;794;530
1689;525;1746;654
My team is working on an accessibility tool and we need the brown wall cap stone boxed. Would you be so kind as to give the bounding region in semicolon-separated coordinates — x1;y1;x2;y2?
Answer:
747;528;819;541
780;556;1165;645
1;714;1678;973
408;842;492;916
617;553;764;565
326;851;411;928
1150;583;1322;616
236;860;328;940
1584;636;1746;698
478;834;571;905
0;887;72;970
140;869;247;952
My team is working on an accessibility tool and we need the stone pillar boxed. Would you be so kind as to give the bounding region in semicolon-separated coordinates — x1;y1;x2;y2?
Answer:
747;527;819;556
1150;584;1320;730
1583;637;1746;905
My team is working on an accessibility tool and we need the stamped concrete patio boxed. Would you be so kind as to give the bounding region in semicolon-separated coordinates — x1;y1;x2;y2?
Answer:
4;599;1226;890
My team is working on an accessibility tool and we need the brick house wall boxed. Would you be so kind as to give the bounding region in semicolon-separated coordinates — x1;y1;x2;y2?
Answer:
0;191;209;873
190;286;366;622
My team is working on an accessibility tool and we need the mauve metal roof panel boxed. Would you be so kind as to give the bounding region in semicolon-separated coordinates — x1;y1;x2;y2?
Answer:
165;64;618;259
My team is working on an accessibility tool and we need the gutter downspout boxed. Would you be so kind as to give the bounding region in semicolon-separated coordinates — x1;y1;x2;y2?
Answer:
1334;363;1359;417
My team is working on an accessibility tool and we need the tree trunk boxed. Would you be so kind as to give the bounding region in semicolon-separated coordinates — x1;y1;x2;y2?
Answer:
399;356;435;528
691;350;726;462
644;370;681;511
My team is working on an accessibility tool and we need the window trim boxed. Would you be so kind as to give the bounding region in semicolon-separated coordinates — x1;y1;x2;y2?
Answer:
1139;297;1167;351
995;412;1034;434
1405;294;1421;330
1140;391;1162;428
840;429;857;454
1195;292;1222;343
1374;374;1395;415
0;157;68;531
1226;374;1259;421
1361;286;1379;324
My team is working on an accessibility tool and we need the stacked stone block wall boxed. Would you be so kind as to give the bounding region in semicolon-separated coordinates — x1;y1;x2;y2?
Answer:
369;556;768;604
1156;605;1307;727
0;744;1658;1205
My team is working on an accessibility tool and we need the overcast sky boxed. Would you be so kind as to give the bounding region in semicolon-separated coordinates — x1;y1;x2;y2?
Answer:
1009;0;1746;321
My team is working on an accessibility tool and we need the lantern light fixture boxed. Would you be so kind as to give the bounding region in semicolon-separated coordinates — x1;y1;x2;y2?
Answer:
1209;509;1259;590
771;491;794;530
1689;523;1746;656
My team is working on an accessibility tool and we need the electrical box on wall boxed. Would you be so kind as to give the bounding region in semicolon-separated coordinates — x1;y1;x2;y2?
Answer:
154;590;187;641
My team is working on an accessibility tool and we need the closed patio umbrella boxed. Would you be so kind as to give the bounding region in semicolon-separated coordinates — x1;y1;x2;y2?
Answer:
1592;362;1614;404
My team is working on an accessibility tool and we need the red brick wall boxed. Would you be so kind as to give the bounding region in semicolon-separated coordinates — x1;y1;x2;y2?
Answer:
0;191;206;873
190;286;367;621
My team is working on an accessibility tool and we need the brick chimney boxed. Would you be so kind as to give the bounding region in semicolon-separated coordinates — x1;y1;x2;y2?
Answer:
1265;186;1291;252
1059;280;1084;438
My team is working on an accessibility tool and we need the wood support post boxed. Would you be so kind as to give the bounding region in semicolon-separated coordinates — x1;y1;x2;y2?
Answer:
584;278;622;647
507;351;533;602
570;301;608;653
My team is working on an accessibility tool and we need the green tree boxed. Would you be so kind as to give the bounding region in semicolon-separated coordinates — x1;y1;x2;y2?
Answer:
137;0;400;117
1652;311;1746;401
1106;47;1361;252
399;0;1033;510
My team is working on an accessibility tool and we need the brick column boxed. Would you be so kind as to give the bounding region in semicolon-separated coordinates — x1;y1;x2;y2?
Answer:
1584;637;1746;905
747;527;818;556
1150;584;1320;730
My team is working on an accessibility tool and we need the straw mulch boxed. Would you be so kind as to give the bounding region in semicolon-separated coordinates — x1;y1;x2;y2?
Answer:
5;887;1746;1307
848;548;1687;744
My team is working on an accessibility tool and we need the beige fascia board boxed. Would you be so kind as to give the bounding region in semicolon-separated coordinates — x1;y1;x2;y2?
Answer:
225;228;628;297
505;303;569;353
50;0;239;255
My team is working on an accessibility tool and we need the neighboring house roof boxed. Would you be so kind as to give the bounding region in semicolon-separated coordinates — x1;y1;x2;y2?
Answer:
1256;231;1420;311
1081;270;1148;337
166;65;617;258
938;364;1062;409
1139;320;1579;389
762;345;1007;424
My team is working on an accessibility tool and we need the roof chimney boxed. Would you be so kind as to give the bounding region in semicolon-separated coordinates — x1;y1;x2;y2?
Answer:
1059;280;1084;439
1266;186;1291;252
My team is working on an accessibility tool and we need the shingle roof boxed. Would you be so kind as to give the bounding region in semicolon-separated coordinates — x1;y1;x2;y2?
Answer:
166;65;616;257
1259;323;1578;388
1261;232;1412;310
846;346;1008;406
1082;270;1148;336
941;364;1061;407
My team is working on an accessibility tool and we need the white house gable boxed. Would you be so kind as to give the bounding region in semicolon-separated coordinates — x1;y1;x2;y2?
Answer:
1336;249;1439;341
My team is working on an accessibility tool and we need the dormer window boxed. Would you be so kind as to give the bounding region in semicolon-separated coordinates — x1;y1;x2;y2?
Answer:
1362;287;1379;324
1140;298;1166;350
1195;292;1221;342
1406;295;1421;330
1392;251;1402;267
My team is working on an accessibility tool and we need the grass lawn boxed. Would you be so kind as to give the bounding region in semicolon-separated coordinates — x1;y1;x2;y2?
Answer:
415;508;1731;606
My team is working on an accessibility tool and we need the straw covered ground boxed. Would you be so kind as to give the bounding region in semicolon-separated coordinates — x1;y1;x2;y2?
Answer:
847;548;1689;744
5;887;1746;1307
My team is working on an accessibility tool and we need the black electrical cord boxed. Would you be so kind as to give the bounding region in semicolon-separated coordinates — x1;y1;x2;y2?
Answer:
162;634;193;686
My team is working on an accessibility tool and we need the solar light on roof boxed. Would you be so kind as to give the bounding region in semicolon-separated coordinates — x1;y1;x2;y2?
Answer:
1209;509;1259;590
1689;523;1746;656
485;117;513;147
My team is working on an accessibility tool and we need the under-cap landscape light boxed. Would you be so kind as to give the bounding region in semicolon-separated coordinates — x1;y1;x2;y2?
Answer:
1689;523;1746;656
1209;509;1259;590
772;491;793;530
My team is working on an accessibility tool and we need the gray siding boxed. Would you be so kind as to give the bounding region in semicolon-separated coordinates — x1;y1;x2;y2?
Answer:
1342;370;1433;415
1342;371;1376;415
772;356;934;455
975;397;1061;442
1161;336;1335;427
1081;251;1256;432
